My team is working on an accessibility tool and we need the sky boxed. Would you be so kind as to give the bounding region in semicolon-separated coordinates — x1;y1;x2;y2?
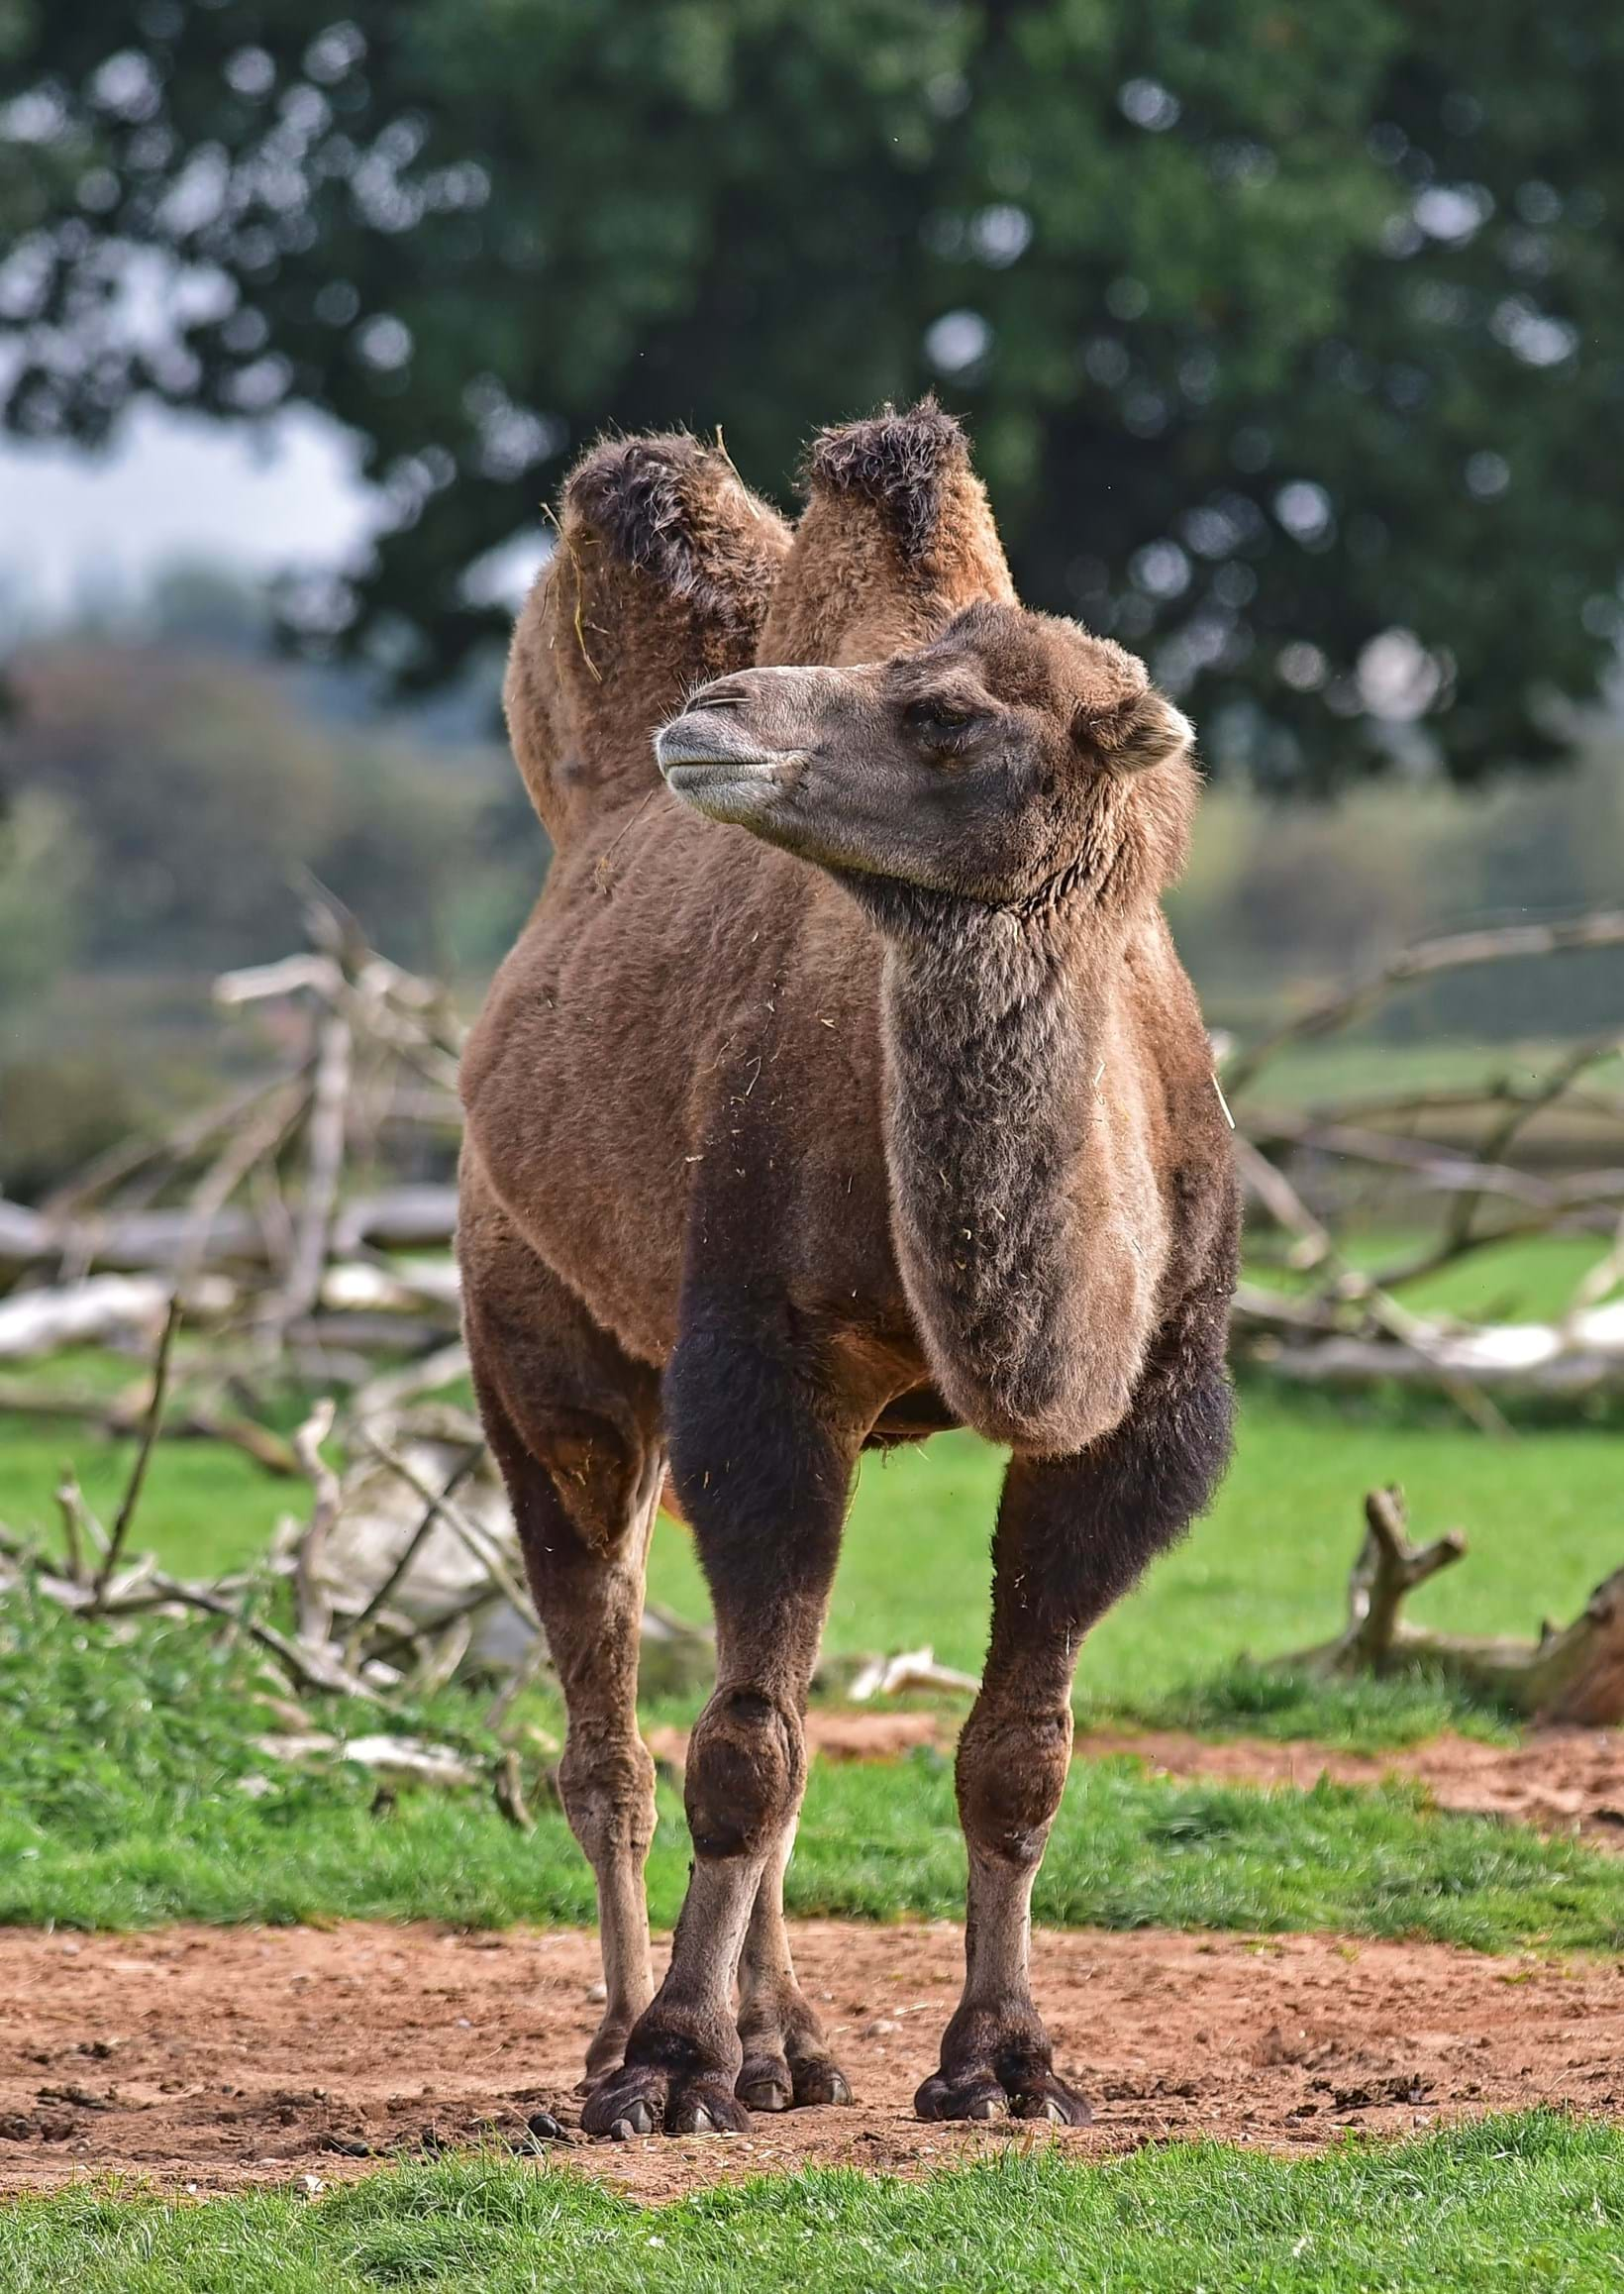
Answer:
0;401;376;625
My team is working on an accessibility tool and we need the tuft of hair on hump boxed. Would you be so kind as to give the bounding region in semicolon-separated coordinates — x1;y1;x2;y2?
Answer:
563;430;771;632
504;430;790;848
758;400;1014;669
804;398;971;568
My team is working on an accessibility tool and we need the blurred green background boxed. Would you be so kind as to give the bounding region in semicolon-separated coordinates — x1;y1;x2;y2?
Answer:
3;0;1622;1193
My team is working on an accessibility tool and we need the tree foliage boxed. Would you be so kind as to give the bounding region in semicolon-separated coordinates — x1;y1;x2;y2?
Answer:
2;1;1621;783
0;636;513;973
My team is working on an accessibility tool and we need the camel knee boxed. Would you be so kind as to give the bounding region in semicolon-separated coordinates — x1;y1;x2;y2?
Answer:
957;1706;1073;1867
685;1687;802;1862
558;1732;657;1869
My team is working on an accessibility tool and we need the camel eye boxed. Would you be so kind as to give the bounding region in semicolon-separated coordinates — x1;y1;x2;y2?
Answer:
906;698;974;739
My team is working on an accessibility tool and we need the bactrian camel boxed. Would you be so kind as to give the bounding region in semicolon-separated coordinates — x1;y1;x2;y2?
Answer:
458;402;1239;2137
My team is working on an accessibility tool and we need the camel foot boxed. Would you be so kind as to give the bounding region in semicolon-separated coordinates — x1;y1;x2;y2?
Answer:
580;2062;754;2139
736;2047;854;2113
915;2063;1091;2127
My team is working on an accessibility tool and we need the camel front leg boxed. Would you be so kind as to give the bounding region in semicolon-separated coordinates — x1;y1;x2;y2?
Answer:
581;1321;862;2138
476;1381;663;2089
735;1814;853;2112
919;1357;1233;2125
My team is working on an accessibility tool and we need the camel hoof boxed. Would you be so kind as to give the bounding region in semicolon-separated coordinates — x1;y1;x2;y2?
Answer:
794;2060;854;2109
737;2057;794;2113
917;2062;1089;2126
670;2084;752;2137
586;2092;664;2138
1010;2077;1092;2127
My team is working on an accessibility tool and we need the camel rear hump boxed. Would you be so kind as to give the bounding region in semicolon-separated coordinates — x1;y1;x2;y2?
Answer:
504;433;790;845
756;400;1016;669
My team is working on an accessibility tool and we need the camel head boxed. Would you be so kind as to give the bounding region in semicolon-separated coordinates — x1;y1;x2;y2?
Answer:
655;600;1198;920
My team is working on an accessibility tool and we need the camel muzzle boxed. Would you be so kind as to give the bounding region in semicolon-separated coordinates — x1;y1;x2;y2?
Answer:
656;709;801;824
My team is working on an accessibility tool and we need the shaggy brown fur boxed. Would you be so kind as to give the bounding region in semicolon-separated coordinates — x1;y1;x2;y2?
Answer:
459;405;1239;2138
502;430;791;843
757;399;1015;667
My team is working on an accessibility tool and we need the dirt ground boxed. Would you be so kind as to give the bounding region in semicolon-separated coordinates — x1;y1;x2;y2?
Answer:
1076;1724;1624;1847
685;1709;1624;1846
1;1918;1620;2198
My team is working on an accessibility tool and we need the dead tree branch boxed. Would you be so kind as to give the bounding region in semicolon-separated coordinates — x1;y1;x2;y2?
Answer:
1275;1486;1624;1723
1221;909;1624;1098
291;1400;342;1647
91;1295;181;1607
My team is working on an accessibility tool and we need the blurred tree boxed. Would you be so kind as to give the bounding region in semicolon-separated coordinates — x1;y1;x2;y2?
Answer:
0;786;89;997
4;642;337;966
0;639;514;975
1;1;1620;785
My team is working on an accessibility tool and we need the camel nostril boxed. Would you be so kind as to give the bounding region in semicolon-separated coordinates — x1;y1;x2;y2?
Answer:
687;680;751;713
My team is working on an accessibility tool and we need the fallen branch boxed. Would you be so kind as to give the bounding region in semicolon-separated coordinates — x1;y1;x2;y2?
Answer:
346;1340;470;1424
291;1400;342;1647
118;1576;382;1703
343;1442;484;1654
356;1431;538;1629
1275;1486;1624;1723
1238;1294;1624;1395
0;1274;176;1359
1221;909;1624;1097
0;1378;296;1475
252;1730;482;1790
91;1296;181;1607
846;1645;980;1702
266;1006;353;1346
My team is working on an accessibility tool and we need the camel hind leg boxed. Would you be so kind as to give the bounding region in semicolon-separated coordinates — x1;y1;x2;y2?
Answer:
459;1160;665;2087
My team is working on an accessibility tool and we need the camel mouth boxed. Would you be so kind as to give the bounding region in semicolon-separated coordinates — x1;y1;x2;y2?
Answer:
660;759;790;829
656;711;803;823
658;711;785;770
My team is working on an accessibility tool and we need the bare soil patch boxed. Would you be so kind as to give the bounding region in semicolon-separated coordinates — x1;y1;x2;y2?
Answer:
647;1709;943;1775
660;1712;1624;1850
1;1920;1620;2200
1077;1725;1624;1846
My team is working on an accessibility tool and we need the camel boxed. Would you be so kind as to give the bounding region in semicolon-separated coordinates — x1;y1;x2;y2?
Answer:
458;403;1239;2138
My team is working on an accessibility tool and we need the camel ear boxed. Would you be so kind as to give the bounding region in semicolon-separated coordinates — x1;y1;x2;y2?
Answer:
756;400;1015;668
504;434;790;842
1083;689;1194;774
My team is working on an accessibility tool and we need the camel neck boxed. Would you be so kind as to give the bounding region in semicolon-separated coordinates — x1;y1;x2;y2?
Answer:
881;901;1121;1091
878;903;1146;1455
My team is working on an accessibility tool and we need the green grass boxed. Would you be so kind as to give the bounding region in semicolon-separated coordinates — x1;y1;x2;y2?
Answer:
1;1311;1621;1942
4;2116;1621;2291
5;1252;1619;1711
659;1385;1624;1715
3;1603;1619;1948
1;1358;1621;1745
1099;1658;1519;1751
